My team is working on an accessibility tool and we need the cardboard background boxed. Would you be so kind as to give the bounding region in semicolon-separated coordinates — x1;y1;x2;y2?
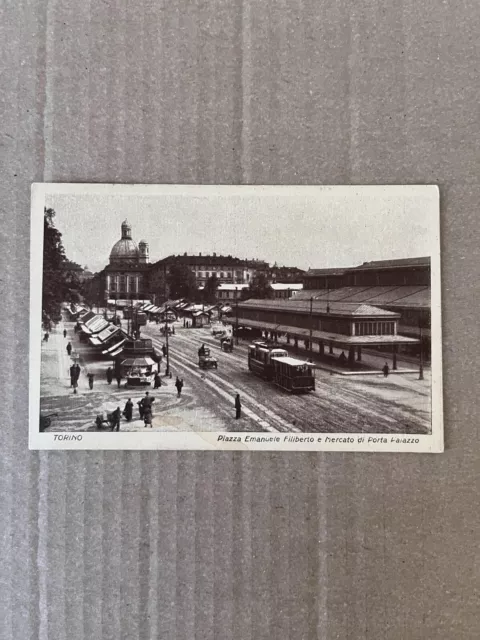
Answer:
1;1;479;638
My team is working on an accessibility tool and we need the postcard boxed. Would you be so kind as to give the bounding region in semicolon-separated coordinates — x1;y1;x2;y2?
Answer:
29;184;442;451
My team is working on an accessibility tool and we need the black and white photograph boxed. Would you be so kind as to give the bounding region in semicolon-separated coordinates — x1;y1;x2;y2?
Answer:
30;183;442;451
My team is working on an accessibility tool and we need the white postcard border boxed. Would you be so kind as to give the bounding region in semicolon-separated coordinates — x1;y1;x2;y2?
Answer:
29;183;443;453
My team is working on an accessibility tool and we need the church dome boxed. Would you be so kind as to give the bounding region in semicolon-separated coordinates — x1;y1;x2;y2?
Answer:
109;219;139;264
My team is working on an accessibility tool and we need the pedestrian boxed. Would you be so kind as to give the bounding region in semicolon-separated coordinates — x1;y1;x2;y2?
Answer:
143;406;153;428
162;344;167;357
235;393;242;419
116;373;122;388
153;372;162;389
69;364;76;387
66;342;72;356
382;362;390;378
137;400;145;419
175;376;184;398
44;332;49;342
141;391;155;413
111;407;121;432
87;372;95;390
123;398;133;421
106;366;113;385
74;363;81;383
63;329;67;338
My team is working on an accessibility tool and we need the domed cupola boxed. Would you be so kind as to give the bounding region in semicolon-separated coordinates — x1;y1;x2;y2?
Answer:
109;219;139;265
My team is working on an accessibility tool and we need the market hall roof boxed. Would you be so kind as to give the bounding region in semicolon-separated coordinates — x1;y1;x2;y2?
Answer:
294;285;430;308
237;298;400;318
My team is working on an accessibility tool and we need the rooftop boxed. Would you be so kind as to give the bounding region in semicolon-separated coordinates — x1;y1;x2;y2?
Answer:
353;256;430;270
238;298;400;318
151;254;269;268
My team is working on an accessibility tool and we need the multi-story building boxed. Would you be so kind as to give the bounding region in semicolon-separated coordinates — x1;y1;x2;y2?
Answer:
148;253;269;301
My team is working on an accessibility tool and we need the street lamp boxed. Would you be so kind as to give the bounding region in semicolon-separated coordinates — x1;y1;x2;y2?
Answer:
309;296;313;359
164;317;171;376
419;320;424;380
235;287;239;345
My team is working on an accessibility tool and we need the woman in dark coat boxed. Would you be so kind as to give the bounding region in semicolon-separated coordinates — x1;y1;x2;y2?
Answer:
137;400;145;419
87;373;95;390
143;406;153;428
106;367;113;385
153;373;162;389
123;398;133;421
66;342;72;356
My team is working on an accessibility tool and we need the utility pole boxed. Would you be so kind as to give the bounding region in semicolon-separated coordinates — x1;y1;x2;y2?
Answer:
419;320;424;380
165;317;170;376
235;287;239;345
309;296;313;359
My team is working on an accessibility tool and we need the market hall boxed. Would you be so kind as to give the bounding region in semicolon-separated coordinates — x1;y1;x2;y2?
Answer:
235;298;419;369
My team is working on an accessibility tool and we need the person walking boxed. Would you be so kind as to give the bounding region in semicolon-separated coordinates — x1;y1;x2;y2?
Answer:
153;372;162;389
63;329;67;338
74;363;81;384
382;362;390;378
69;364;76;388
106;366;113;385
44;332;49;342
235;393;242;419
87;372;95;390
116;373;122;388
66;342;72;356
143;405;153;428
111;407;121;432
137;399;145;420
123;398;133;421
175;376;184;398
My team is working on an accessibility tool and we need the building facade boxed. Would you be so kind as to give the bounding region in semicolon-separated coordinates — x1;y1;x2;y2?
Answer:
88;220;151;305
148;253;269;302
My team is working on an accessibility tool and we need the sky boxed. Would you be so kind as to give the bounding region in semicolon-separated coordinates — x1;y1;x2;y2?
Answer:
44;186;439;273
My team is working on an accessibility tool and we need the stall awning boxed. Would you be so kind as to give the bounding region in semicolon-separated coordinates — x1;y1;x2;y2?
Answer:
102;337;127;356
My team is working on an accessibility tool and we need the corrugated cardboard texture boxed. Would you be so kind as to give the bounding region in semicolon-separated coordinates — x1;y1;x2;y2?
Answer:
1;1;479;638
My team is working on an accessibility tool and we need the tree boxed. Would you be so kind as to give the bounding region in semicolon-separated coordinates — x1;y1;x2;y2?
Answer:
241;273;274;301
167;263;198;300
203;274;219;304
42;208;83;328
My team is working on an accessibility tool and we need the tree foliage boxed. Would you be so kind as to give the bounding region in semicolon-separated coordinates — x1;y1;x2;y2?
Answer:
167;263;198;300
42;208;83;328
241;273;274;301
202;274;219;304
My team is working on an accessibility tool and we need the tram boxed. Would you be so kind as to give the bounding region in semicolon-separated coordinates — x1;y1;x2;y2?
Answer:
247;341;315;393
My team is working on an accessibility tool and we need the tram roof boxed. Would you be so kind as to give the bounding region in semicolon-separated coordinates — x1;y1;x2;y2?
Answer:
238;298;399;318
271;356;311;366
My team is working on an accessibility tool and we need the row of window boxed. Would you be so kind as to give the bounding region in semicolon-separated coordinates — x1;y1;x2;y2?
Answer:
196;272;251;281
192;267;246;276
354;322;395;336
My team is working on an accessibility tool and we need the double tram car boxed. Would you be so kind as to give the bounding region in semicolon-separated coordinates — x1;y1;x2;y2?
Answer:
247;341;289;380
271;356;315;393
247;341;315;393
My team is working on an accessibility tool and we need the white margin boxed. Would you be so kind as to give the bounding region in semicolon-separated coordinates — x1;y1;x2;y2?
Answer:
29;183;443;453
